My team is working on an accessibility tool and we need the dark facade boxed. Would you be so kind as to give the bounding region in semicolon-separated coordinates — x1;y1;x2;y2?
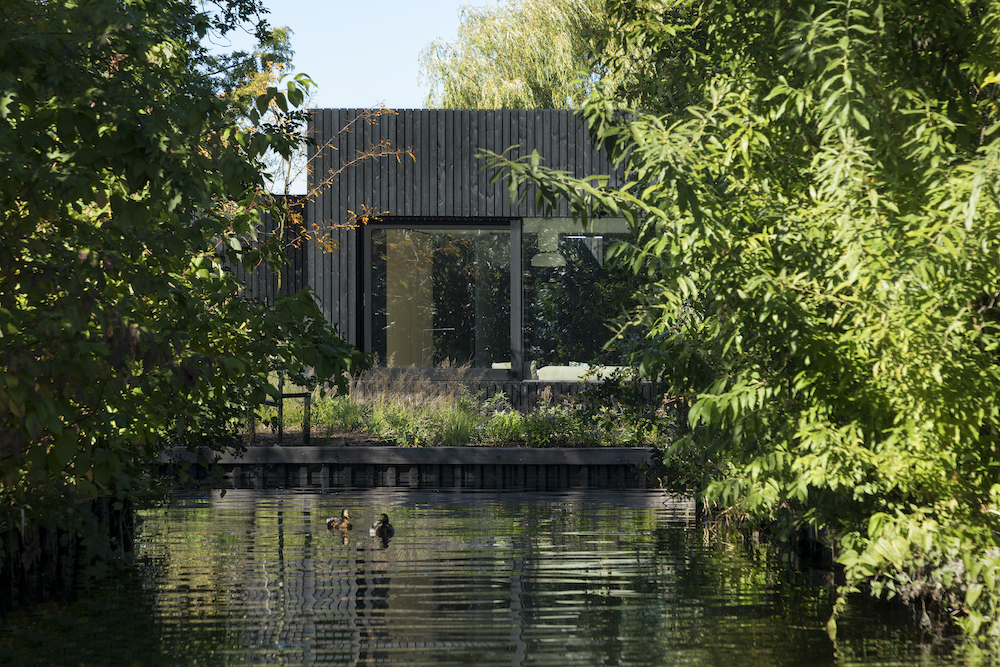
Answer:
298;109;630;388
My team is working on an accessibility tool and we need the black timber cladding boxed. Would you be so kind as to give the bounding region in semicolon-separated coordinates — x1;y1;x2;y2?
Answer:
307;109;619;345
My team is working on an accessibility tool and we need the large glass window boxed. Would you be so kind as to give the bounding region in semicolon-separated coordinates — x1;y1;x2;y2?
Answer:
371;228;510;369
367;219;633;380
521;218;631;380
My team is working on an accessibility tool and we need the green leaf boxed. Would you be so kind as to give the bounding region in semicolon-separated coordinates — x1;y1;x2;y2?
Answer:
52;431;78;469
967;582;984;608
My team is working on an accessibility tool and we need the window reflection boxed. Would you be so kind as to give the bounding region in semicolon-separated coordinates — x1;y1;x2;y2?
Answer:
372;228;511;369
522;218;631;380
369;219;634;379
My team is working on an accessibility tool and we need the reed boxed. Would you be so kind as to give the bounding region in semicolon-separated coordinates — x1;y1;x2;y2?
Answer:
255;363;671;448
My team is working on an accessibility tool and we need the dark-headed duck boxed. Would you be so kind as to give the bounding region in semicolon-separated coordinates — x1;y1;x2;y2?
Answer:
369;513;394;539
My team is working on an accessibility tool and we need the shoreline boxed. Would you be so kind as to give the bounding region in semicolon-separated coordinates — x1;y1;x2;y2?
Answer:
166;445;657;491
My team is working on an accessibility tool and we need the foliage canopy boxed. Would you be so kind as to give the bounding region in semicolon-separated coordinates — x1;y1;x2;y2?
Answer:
420;0;614;109
0;0;367;569
491;0;1000;641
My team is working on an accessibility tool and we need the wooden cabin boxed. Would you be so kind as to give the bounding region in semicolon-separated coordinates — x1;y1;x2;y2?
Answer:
251;109;646;405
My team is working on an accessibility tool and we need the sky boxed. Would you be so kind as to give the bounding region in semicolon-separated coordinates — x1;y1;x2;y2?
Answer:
215;0;488;110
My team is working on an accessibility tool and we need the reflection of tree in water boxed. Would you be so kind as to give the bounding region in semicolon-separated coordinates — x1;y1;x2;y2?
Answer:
355;549;392;663
525;237;638;366
499;505;672;665
0;553;203;666
643;526;842;666
3;495;885;666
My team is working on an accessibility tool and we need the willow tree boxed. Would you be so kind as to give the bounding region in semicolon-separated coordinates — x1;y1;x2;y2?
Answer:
420;0;614;108
491;0;1000;641
0;0;366;570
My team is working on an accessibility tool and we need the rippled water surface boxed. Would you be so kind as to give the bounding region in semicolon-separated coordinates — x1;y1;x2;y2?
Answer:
0;489;971;666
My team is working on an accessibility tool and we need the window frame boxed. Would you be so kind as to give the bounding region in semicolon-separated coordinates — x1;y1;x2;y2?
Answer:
362;218;521;380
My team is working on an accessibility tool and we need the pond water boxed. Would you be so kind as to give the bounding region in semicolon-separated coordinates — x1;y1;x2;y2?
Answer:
0;489;971;666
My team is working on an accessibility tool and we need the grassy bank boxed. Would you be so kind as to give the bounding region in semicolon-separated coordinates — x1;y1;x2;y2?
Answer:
254;373;673;448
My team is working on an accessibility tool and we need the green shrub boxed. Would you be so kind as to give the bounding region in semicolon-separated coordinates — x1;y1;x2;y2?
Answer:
522;405;600;448
478;409;526;444
314;396;368;432
438;403;481;446
370;405;429;445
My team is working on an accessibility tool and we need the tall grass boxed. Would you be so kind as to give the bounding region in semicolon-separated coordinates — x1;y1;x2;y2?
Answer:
351;365;482;445
256;364;674;448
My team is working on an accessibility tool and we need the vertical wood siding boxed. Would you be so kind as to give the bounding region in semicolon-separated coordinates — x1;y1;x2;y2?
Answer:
307;109;618;344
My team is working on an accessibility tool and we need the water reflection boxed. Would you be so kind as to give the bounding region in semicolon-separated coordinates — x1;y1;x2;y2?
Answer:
0;489;969;666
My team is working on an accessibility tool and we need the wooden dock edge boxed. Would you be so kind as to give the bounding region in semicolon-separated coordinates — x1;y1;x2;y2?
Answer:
164;446;659;491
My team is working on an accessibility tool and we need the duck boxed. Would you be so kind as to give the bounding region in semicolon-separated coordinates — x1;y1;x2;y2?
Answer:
326;509;352;531
369;513;394;539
